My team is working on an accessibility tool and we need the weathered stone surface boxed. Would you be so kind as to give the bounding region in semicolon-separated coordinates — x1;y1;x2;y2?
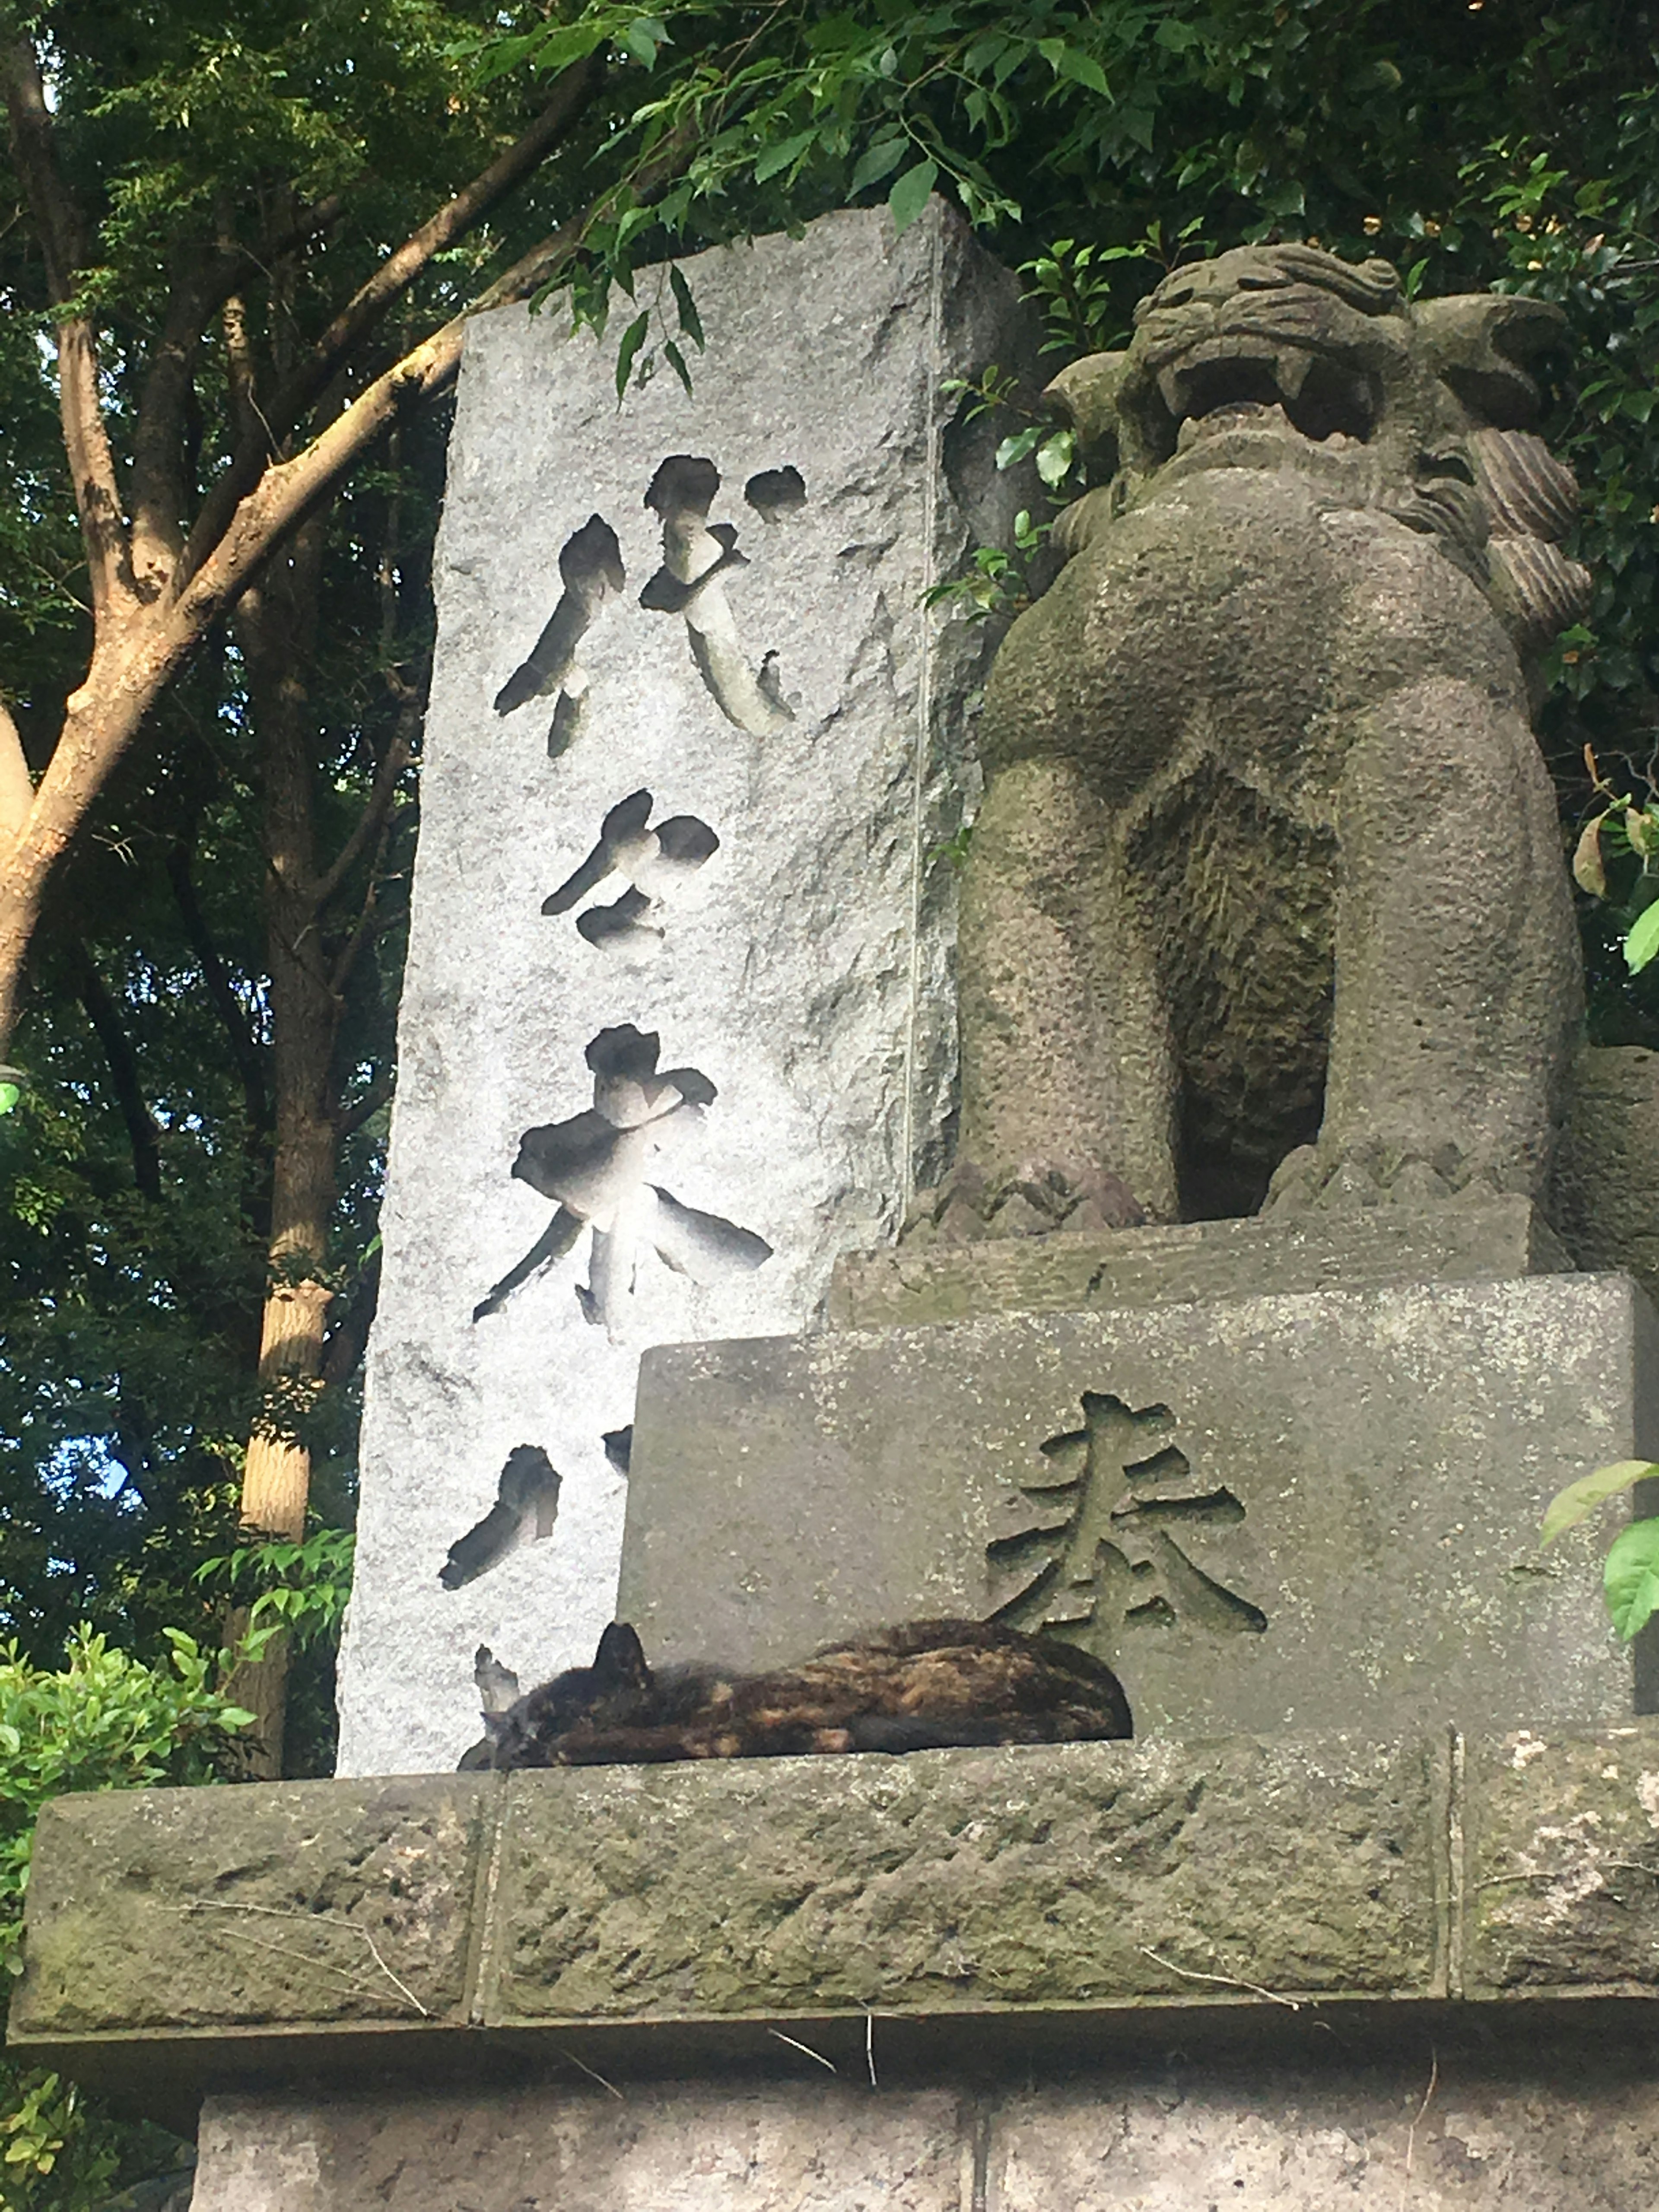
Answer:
336;202;1036;1777
175;2047;1659;2209
9;1777;487;2037
989;2056;1659;2209
488;1736;1438;2023
189;2087;969;2212
951;242;1585;1233
830;1193;1570;1329
1465;1723;1659;1993
623;1275;1658;1733
1555;1045;1659;1309
22;1726;1659;2112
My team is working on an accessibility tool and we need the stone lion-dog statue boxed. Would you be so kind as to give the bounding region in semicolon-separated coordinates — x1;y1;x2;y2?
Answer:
915;243;1591;1240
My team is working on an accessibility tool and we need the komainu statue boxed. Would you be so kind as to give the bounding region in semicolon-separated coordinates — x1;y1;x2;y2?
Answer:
916;244;1592;1242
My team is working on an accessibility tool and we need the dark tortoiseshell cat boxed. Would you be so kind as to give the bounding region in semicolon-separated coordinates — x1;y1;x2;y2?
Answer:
460;1618;1132;1770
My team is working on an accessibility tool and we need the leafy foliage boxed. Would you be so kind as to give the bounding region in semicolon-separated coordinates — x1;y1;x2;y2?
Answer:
1540;1457;1659;1642
0;1628;253;2209
195;1526;356;1651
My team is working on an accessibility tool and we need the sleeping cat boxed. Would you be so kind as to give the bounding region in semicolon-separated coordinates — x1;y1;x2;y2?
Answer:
458;1617;1132;1770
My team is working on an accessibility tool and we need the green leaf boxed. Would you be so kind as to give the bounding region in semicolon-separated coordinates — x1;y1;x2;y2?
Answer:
0;1081;19;1116
664;338;693;395
1572;811;1609;897
1625;899;1659;973
995;425;1044;471
669;264;703;350
1049;46;1110;97
1540;1459;1658;1545
849;135;907;194
621;17;671;70
1605;1516;1659;1640
614;311;649;404
888;160;938;235
755;128;818;185
1036;429;1076;486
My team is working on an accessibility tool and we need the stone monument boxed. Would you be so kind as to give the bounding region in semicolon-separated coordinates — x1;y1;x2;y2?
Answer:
330;200;1032;1774
14;221;1659;2211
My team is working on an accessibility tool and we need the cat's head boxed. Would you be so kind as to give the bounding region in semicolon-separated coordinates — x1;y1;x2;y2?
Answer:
473;1621;655;1769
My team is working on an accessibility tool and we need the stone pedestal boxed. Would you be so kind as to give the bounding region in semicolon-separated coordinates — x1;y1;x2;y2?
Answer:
335;202;1035;1776
621;1230;1659;1737
15;1734;1659;2207
175;2055;1659;2211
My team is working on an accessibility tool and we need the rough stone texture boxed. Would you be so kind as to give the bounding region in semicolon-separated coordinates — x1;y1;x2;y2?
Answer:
175;2056;1659;2211
336;202;1036;1777
830;1192;1570;1329
952;244;1585;1233
988;2056;1659;2209
10;1777;486;2037
189;2087;968;2212
622;1275;1659;1734
488;1735;1438;2023
1465;1722;1659;1994
1555;1045;1659;1309
19;1731;1659;2109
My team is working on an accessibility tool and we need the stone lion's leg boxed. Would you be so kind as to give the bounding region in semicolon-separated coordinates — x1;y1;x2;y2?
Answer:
1273;675;1581;1211
935;753;1179;1238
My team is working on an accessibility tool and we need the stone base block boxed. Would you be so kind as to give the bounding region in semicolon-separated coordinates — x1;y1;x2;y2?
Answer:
17;1729;1659;2095
186;2044;1659;2211
189;2085;966;2212
623;1273;1659;1735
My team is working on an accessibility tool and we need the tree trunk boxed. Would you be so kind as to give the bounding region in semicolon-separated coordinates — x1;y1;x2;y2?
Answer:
229;516;339;1778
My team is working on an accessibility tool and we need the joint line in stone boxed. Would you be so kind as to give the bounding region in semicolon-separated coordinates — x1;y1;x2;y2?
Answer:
462;1772;511;2028
902;210;946;1221
1445;1726;1467;2001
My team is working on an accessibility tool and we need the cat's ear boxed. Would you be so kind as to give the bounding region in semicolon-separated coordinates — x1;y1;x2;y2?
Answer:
593;1620;651;1692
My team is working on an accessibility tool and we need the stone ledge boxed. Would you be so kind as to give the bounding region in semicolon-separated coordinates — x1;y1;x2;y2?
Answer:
11;1727;1659;2105
11;1776;491;2037
827;1195;1571;1332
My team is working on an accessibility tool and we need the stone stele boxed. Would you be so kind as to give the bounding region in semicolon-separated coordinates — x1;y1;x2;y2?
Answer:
334;201;1035;1776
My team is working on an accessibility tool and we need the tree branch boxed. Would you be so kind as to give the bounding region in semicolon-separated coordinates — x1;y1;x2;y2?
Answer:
2;36;133;620
0;698;32;844
71;943;162;1200
311;702;416;910
178;115;695;627
272;54;605;442
129;190;345;598
165;834;272;1141
181;57;606;588
334;1071;394;1144
129;257;228;593
321;1241;381;1387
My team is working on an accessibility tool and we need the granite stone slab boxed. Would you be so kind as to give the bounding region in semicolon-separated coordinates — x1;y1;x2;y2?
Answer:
988;2055;1659;2211
188;2086;972;2212
15;1727;1659;2102
622;1274;1659;1735
178;2044;1659;2212
336;201;1037;1777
